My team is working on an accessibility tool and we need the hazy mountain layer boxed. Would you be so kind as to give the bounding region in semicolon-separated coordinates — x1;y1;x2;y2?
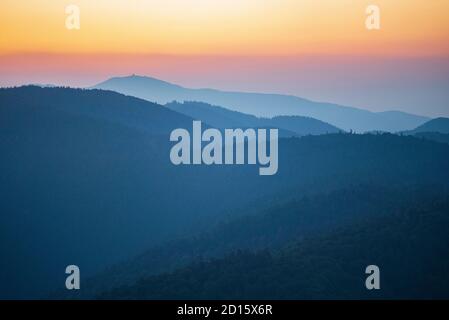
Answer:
166;101;341;137
406;117;449;134
94;75;429;132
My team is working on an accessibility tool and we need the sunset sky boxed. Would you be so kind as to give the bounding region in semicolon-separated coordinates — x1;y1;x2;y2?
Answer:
1;0;448;116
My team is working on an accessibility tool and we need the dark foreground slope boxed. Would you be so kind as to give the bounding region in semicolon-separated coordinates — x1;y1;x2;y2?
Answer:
62;185;449;299
100;197;449;299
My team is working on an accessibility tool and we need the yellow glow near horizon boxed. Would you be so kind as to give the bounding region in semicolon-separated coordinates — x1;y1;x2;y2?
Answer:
1;0;449;56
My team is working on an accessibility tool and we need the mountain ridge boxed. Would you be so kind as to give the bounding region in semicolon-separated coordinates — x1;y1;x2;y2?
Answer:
166;101;341;137
94;75;429;133
405;117;449;134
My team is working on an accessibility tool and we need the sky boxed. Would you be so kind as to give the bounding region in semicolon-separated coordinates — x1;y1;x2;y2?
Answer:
1;0;448;117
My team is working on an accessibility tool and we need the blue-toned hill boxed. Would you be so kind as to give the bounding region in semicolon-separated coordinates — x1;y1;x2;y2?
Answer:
94;75;429;132
166;101;341;136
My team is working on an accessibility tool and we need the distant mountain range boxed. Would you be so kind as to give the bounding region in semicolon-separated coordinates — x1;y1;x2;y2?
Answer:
94;75;429;133
166;101;341;137
400;117;449;145
404;117;449;135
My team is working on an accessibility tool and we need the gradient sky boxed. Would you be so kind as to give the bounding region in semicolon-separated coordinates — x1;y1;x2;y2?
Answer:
1;0;448;117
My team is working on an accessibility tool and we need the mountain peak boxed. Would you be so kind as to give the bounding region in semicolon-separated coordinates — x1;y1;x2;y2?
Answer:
97;74;183;89
410;117;449;134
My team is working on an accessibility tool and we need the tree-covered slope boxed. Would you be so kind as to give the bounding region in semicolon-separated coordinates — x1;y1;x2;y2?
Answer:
100;198;449;299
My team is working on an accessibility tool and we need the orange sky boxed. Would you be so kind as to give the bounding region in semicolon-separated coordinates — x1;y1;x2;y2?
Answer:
1;0;449;56
1;1;448;117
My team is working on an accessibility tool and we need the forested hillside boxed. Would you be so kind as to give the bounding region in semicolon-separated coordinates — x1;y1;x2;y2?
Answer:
100;198;449;299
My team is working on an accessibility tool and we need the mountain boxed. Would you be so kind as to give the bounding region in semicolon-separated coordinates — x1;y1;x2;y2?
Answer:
166;101;341;137
267;115;340;136
166;101;261;128
0;85;195;135
401;118;449;144
60;184;449;299
0;86;272;298
2;86;449;299
99;196;449;299
94;75;429;132
406;117;449;134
